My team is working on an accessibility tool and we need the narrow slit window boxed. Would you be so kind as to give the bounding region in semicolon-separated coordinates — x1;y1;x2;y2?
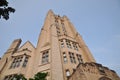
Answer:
63;52;67;63
60;40;64;48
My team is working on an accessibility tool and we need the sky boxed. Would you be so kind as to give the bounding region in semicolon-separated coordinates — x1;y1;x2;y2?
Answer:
0;0;120;76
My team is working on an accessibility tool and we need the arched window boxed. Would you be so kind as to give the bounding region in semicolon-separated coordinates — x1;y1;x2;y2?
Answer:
99;76;111;80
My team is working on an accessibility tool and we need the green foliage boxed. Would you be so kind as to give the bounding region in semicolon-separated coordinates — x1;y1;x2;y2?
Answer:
0;0;15;20
29;72;48;80
11;74;27;80
9;72;47;80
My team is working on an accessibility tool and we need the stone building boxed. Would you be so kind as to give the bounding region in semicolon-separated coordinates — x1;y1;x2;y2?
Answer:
68;62;120;80
0;10;119;80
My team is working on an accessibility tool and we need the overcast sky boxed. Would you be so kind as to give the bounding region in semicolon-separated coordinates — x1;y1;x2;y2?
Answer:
0;0;120;76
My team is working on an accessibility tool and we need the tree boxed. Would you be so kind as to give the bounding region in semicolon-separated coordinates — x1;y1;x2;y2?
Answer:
11;74;27;80
0;0;15;20
29;72;48;80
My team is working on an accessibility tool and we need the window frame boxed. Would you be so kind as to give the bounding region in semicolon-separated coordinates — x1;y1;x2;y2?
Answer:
42;50;49;64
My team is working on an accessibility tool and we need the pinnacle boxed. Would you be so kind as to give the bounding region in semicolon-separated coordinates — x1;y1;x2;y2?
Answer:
47;9;54;15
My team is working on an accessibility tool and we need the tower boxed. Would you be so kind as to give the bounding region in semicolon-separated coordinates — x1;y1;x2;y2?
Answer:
33;10;95;80
0;10;119;80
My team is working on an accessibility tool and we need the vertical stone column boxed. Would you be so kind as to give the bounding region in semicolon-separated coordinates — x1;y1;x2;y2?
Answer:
50;24;64;80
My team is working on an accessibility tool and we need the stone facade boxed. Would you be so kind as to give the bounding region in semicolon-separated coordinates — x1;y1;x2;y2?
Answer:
68;62;120;80
0;10;119;80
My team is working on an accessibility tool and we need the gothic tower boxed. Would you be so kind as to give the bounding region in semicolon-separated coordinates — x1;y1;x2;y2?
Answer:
0;10;119;80
33;10;95;80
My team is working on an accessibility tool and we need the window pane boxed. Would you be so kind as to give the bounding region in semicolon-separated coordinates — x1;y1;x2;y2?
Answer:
66;70;70;77
63;52;67;63
22;56;29;67
10;56;23;69
76;54;83;63
42;50;49;64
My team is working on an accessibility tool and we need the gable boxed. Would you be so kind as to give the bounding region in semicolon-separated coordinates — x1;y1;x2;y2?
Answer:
18;41;35;52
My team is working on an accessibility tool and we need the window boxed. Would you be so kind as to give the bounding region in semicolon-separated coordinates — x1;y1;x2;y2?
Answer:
60;40;64;48
55;20;61;36
66;40;72;49
61;23;67;35
10;56;23;69
22;56;29;67
72;42;78;51
66;69;70;77
63;52;67;63
4;74;16;80
69;52;76;63
42;50;49;64
76;54;83;63
4;76;9;80
56;26;61;36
